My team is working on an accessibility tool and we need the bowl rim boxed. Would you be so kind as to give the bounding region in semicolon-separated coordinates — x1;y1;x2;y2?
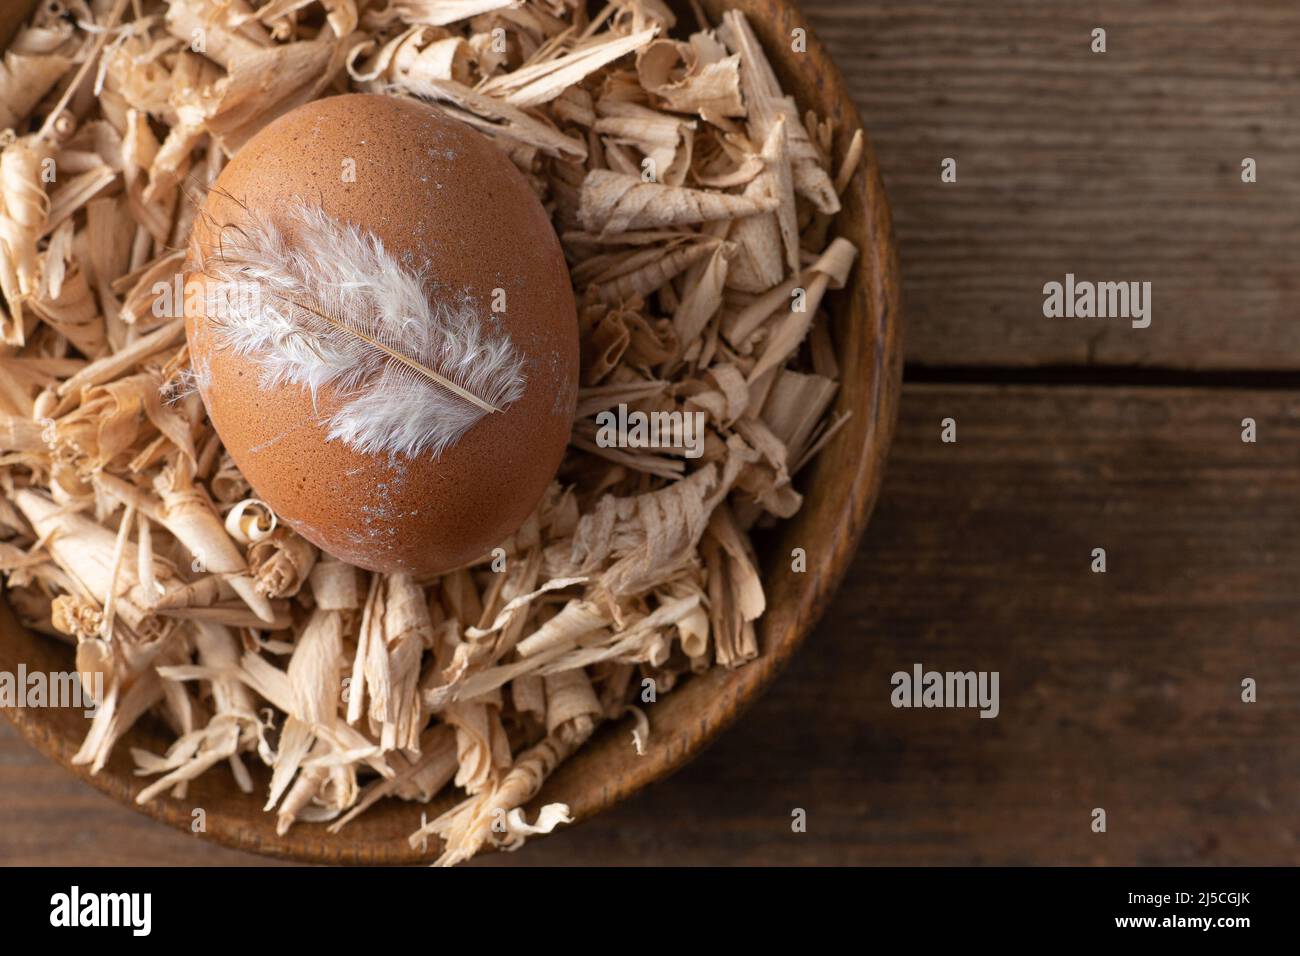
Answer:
1;0;903;864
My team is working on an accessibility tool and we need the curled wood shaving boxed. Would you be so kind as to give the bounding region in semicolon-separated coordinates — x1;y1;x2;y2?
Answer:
636;33;744;119
581;168;778;234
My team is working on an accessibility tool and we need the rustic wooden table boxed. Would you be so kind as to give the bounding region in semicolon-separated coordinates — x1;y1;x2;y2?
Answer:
3;0;1298;866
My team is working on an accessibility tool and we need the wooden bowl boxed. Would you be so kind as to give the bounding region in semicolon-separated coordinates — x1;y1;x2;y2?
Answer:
0;0;902;863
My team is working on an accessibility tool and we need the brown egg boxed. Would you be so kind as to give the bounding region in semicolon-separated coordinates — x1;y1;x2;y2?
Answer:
185;93;578;575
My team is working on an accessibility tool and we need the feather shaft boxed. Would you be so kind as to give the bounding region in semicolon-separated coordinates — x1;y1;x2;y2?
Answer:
271;293;498;414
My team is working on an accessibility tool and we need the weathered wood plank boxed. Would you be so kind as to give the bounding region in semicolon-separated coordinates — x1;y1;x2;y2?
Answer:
0;723;269;866
803;1;1300;369
5;383;1296;865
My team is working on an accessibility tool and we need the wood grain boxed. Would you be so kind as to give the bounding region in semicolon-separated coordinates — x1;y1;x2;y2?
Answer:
802;0;1300;369
5;0;1299;870
6;383;1297;866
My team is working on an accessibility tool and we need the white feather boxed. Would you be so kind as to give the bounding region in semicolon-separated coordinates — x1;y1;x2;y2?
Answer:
195;202;527;459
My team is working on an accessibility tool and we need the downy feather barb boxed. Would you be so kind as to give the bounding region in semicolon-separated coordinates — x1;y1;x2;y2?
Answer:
193;202;527;459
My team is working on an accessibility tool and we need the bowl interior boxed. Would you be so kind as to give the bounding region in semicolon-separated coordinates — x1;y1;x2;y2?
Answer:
0;0;902;863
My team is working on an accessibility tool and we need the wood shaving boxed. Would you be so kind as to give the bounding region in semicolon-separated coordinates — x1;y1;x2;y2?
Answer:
0;0;863;865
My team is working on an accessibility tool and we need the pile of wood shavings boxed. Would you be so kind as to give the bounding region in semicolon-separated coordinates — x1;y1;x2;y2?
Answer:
0;0;863;865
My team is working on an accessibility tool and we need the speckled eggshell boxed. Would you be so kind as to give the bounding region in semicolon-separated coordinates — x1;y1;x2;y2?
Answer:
185;93;578;575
